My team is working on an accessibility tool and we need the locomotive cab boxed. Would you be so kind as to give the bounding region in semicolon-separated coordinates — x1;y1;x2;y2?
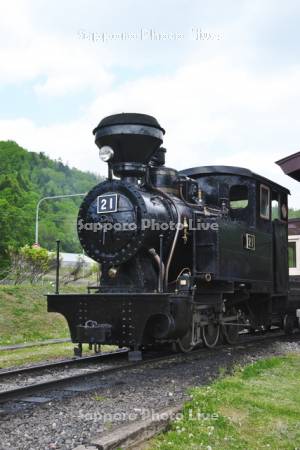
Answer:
180;165;289;295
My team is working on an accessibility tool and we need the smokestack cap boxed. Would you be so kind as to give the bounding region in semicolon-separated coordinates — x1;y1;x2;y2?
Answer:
93;113;165;134
93;113;165;166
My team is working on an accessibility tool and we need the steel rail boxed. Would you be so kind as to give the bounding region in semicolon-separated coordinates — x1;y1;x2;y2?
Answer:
0;348;128;379
0;338;71;352
1;330;298;405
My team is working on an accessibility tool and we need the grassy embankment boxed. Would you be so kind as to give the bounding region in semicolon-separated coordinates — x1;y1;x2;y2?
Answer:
151;354;300;450
0;284;114;368
0;284;78;345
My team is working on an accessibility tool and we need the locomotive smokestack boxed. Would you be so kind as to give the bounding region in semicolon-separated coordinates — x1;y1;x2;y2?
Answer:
93;113;165;180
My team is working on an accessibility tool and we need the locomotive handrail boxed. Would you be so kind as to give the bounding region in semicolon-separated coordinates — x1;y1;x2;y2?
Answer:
164;205;181;290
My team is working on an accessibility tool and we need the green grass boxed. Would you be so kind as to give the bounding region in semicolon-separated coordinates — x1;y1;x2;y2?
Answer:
151;354;300;450
0;342;74;368
0;283;86;345
0;342;115;369
0;284;118;369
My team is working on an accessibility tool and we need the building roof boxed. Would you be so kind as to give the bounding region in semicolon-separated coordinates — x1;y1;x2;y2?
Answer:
180;165;290;194
276;152;300;182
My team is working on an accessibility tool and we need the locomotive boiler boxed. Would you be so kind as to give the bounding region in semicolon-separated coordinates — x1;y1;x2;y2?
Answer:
47;113;300;360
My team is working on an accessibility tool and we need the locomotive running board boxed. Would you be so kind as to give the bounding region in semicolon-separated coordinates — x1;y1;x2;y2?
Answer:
46;292;192;355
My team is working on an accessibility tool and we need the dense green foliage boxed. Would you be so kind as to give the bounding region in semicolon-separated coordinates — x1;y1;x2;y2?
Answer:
0;140;102;267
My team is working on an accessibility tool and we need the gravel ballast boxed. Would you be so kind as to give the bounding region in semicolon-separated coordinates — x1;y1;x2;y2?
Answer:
0;338;299;450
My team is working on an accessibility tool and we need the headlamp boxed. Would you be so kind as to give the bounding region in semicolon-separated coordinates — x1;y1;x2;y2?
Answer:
99;146;114;162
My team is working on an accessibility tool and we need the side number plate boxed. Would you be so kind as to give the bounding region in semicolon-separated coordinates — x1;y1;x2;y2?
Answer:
244;233;255;251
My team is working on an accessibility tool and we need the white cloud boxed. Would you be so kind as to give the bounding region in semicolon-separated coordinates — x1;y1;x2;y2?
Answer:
32;36;113;96
1;0;300;207
2;54;300;207
0;1;114;95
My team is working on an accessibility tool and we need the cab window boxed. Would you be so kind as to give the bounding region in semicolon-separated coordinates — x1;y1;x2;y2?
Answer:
229;185;248;209
260;185;270;219
288;241;297;268
272;192;279;220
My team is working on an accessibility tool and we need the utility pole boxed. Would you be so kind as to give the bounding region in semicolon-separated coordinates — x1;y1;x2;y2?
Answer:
35;193;87;245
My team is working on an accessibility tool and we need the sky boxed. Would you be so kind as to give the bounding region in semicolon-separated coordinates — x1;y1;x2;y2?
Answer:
1;0;300;206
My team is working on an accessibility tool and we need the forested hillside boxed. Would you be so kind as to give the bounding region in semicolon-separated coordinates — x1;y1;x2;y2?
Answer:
0;141;102;267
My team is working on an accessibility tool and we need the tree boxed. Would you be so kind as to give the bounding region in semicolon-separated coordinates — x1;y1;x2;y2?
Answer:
0;140;103;268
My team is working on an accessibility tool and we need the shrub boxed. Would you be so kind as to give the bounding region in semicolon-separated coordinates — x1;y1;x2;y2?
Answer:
1;245;56;284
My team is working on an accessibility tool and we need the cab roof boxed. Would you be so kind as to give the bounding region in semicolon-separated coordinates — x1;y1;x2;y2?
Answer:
179;165;290;195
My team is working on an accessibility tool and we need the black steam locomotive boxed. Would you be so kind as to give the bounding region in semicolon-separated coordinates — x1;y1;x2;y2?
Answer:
47;113;300;360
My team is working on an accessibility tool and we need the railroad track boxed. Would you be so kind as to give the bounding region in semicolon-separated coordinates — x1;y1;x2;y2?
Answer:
0;338;71;352
0;348;128;378
0;348;130;404
0;329;298;407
